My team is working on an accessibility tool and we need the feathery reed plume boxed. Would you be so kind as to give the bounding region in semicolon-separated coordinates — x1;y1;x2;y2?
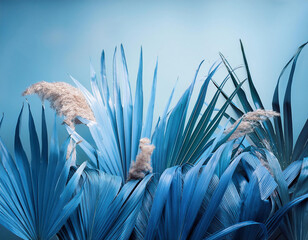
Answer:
128;138;155;180
23;81;95;127
225;109;280;140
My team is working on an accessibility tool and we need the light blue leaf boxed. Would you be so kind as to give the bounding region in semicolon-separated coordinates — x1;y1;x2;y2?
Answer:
141;59;158;139
131;49;143;162
0;106;85;240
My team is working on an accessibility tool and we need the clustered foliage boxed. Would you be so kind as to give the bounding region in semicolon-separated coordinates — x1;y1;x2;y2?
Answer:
0;42;307;240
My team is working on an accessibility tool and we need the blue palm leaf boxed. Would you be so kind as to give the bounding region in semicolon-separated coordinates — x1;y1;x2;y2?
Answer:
100;50;110;105
265;152;308;239
141;59;158;139
0;105;85;240
143;136;308;240
143;141;279;240
120;45;133;174
69;47;158;182
131;48;144;162
218;41;308;168
130;175;158;240
232;170;271;240
151;62;245;173
205;221;268;240
58;168;154;240
217;41;308;238
69;46;244;182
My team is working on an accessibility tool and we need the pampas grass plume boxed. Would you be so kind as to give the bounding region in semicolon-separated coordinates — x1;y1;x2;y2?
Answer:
225;109;280;140
23;81;95;127
128;138;155;180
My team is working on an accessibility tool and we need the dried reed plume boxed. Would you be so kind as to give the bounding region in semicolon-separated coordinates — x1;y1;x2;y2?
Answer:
23;81;95;127
225;109;280;140
128;138;155;180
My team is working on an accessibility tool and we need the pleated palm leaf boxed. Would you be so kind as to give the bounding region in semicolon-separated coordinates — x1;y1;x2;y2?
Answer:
262;151;308;240
150;62;245;174
218;149;308;240
139;140;308;240
215;41;308;169
213;41;308;239
0;105;86;240
58;168;155;240
68;46;158;181
142;141;276;240
69;45;244;180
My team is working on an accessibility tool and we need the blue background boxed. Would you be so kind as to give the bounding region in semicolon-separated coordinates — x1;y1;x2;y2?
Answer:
0;0;308;239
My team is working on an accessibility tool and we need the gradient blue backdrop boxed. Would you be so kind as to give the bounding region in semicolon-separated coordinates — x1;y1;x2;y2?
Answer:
0;0;308;239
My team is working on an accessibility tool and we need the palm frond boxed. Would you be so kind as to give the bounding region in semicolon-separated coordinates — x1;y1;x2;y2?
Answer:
58;168;155;240
144;141;278;240
0;105;86;240
68;46;242;181
69;46;157;182
264;151;308;239
217;41;308;168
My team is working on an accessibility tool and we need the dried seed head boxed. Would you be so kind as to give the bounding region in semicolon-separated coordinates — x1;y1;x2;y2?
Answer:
128;138;155;180
225;109;279;140
240;109;280;121
23;81;95;127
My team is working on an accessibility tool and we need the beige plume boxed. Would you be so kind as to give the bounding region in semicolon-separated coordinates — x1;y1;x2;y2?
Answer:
23;81;95;127
225;109;280;140
128;138;155;180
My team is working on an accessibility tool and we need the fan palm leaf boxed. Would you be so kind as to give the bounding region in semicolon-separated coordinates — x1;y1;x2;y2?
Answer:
68;45;247;181
142;140;278;240
0;105;86;240
68;46;157;181
216;41;308;169
262;151;308;239
58;168;155;240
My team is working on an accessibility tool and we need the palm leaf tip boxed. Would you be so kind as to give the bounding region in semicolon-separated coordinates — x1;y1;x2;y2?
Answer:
225;109;279;140
22;81;95;127
128;138;155;180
